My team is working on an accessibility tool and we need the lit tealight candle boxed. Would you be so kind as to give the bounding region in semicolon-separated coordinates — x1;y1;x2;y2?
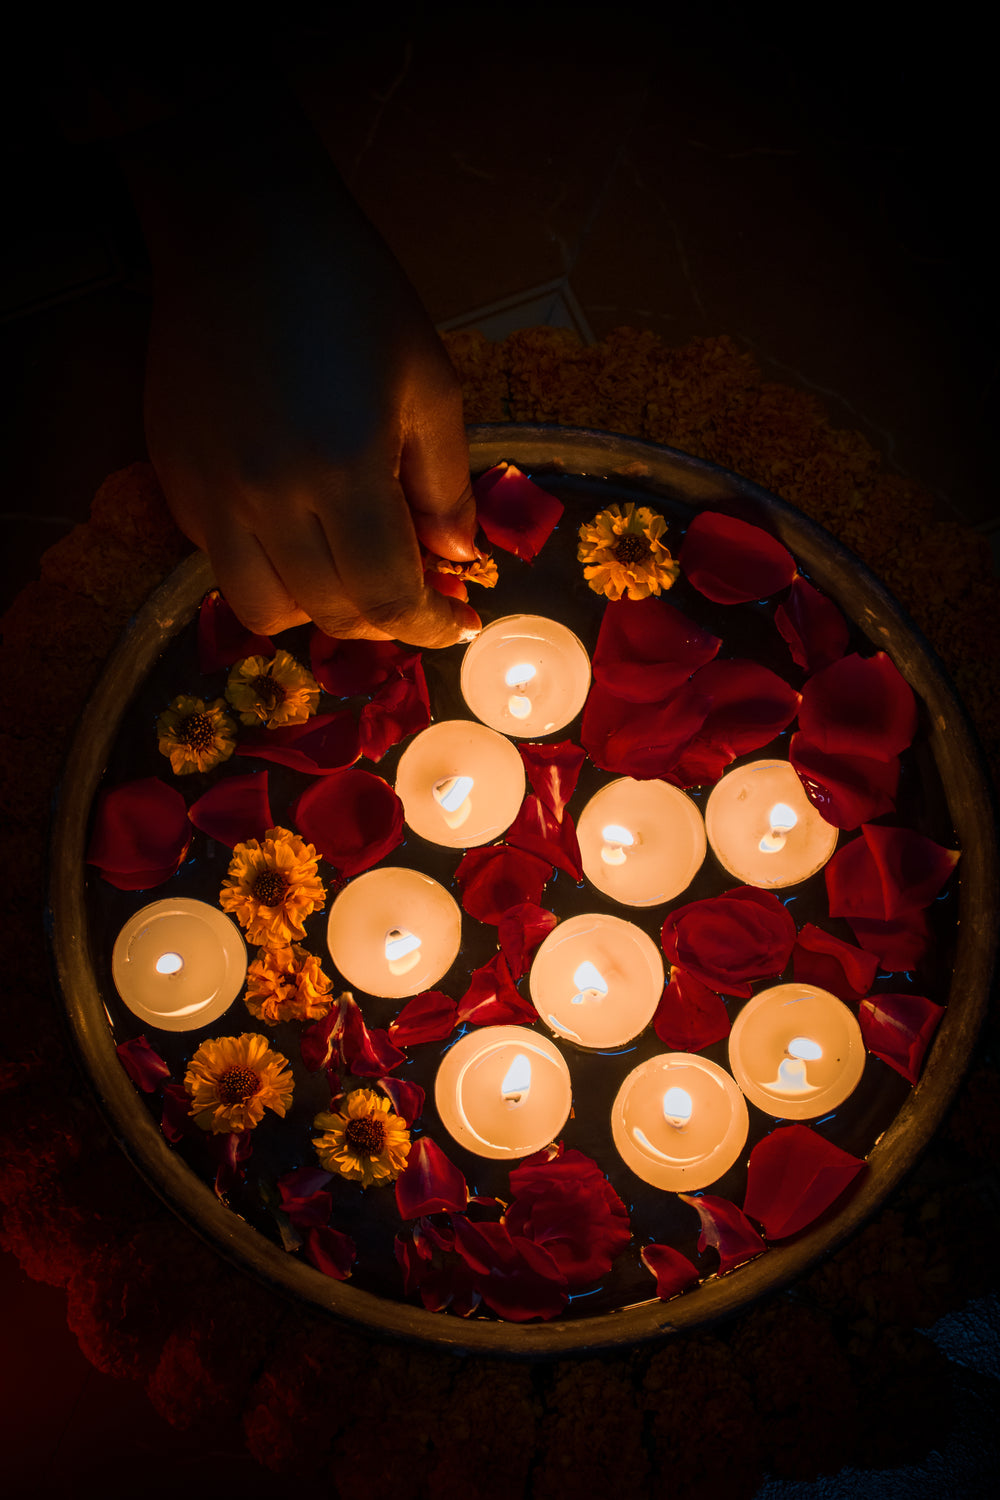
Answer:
705;759;838;888
528;913;664;1048
111;898;247;1032
728;983;866;1119
327;868;462;999
577;778;707;906
394;720;525;848
611;1053;749;1191
434;1025;573;1159
460;614;591;737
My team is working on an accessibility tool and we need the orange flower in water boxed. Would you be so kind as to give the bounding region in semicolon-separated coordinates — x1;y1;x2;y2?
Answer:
577;503;679;601
156;694;237;775
314;1089;411;1187
220;826;325;946
244;943;336;1025
185;1032;294;1133
226;649;320;728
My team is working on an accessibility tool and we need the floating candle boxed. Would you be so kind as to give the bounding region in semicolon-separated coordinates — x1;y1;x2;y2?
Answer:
704;759;838;888
327;868;462;999
611;1053;749;1191
394;720;525;848
529;913;664;1048
577;777;706;906
111;898;247;1032
434;1025;573;1159
728;983;866;1119
460;614;591;737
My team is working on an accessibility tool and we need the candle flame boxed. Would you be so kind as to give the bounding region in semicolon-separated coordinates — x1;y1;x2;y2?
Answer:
501;1052;532;1105
385;928;422;975
155;951;184;975
600;823;637;866
787;1035;823;1061
662;1086;693;1125
759;802;798;854
571;960;608;1005
504;662;537;688
432;775;474;829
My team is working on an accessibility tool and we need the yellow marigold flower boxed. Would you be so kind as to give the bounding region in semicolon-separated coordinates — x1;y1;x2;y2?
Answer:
185;1031;294;1133
314;1089;411;1187
244;943;336;1025
156;694;237;775
220;826;325;946
226;649;320;728
427;553;500;588
577;503;680;601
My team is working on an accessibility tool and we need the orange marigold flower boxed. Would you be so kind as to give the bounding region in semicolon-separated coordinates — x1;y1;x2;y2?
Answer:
314;1089;411;1187
577;503;680;601
244;943;336;1024
185;1031;293;1133
156;694;237;775
427;553;499;588
220;826;325;946
226;649;320;728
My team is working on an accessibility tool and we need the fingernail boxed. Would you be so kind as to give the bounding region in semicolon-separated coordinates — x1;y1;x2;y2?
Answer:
454;602;482;642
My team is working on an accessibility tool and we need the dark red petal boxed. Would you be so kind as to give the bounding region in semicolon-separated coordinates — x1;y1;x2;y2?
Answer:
211;1129;253;1199
473;463;564;562
358;658;431;762
452;1218;568;1322
775;576;849;675
197;589;273;673
300;1004;345;1074
859;993;944;1083
309;631;414;697
235;713;361;776
292;768;404;875
395;1136;469;1219
187;772;274;848
641;1244;700;1300
505;794;584;882
506;1149;632;1286
792;924;878;1004
498;903;558;981
826;826;960;921
743;1125;866;1240
389;991;459;1046
305;1225;356;1280
679;1193;766;1274
518;740;587;822
160;1082;193;1143
581;678;711;779
789;734;900;830
845;912;930;972
340;997;405;1077
425;569;469;601
679;512;796;604
277;1167;334;1228
653;969;731;1051
116;1035;171;1092
798;653;917;763
688;659;800;757
455;844;553;925
86;777;191;887
456;952;538;1027
661;887;796;999
375;1075;425;1127
395;1233;425;1294
591;597;720;704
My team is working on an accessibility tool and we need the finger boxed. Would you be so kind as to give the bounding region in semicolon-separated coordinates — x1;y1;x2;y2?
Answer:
262;510;397;642
206;524;310;636
398;377;477;562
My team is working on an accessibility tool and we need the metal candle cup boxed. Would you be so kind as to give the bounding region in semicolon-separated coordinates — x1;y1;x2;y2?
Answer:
705;759;838;888
460;614;591;738
111;898;247;1032
611;1053;749;1191
577;777;706;906
728;983;866;1119
327;868;462;999
434;1026;572;1160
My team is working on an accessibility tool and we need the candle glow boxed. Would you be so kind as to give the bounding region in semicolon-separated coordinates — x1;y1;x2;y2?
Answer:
435;1027;572;1159
706;760;838;888
530;914;663;1048
395;720;524;849
460;614;591;737
612;1054;749;1191
327;869;462;999
111;899;246;1032
578;778;706;906
728;984;866;1119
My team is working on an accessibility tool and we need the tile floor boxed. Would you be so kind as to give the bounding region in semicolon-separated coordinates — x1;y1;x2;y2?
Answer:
2;13;996;1496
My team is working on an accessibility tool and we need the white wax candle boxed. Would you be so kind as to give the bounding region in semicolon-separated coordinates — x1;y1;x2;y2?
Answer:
528;913;664;1049
728;983;866;1119
326;867;462;999
704;759;838;888
577;777;706;906
460;614;591;737
434;1025;573;1159
111;898;247;1032
394;720;525;849
611;1053;749;1191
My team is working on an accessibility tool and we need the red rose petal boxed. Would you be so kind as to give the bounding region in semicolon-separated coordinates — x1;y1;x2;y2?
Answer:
775;576;849;675
452;1217;569;1322
743;1125;866;1240
505;794;584;881
86;777;191;889
292;768;404;875
197;589;273;673
473;463;564;562
518;740;587;822
591;597;721;704
826;826;960;922
582;677;712;780
310;631;414;697
653;969;731;1052
498;903;558;981
792;924;878;1004
277;1167;334;1228
212;1130;253;1200
456;952;538;1027
859;993;944;1083
455;844;553;925
689;659;800;757
641;1244;700;1300
679;1193;766;1274
845;912;931;972
187;772;274;848
798;653;917;763
359;657;431;762
116;1036;171;1092
661;887;796;999
789;734;900;829
375;1075;425;1127
161;1082;193;1143
300;1005;344;1074
236;713;361;776
506;1148;632;1286
680;512;797;604
305;1225;356;1280
395;1136;469;1219
389;991;459;1046
340;996;405;1077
